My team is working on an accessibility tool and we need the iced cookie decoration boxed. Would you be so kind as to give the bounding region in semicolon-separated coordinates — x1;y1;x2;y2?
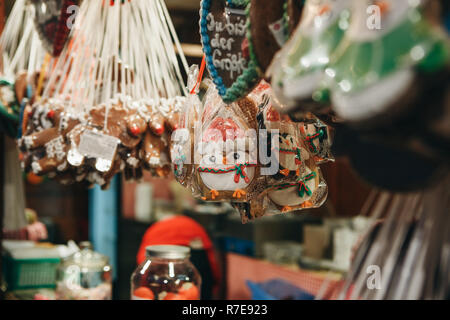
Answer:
136;98;184;178
200;0;262;103
194;89;259;201
196;117;257;200
19;101;81;178
317;0;450;127
270;0;352;115
265;133;328;214
299;118;333;164
240;144;328;218
247;0;300;74
258;98;313;212
66;100;147;186
268;167;316;209
256;86;306;181
270;133;312;212
275;127;307;179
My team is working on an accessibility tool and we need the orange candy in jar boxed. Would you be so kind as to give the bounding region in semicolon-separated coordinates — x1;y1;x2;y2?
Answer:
131;245;201;300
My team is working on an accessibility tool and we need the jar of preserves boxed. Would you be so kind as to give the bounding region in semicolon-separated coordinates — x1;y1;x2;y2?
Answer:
55;241;112;300
131;245;201;300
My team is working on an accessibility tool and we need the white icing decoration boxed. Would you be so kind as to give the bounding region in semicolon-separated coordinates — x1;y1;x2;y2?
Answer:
45;136;66;161
197;140;224;156
67;148;84;166
0;86;15;104
278;134;300;170
57;161;68;172
268;168;317;206
199;151;255;191
23;136;35;149
149;157;161;165
206;12;247;80
126;157;139;168
59;114;69;131
332;68;414;122
31;161;42;174
95;158;112;172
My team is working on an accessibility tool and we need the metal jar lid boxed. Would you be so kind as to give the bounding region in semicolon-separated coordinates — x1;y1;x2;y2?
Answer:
145;245;191;260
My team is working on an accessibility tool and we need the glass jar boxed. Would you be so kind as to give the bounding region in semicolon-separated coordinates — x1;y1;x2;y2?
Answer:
131;245;201;300
55;241;112;300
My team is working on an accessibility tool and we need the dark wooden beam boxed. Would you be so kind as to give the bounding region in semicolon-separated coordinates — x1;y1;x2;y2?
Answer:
0;133;4;300
0;0;5;301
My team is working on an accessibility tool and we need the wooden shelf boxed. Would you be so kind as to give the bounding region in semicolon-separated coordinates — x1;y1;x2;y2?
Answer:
165;0;200;11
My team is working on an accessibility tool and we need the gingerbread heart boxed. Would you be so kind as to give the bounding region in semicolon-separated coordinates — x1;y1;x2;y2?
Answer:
31;0;78;57
200;0;261;103
31;0;63;55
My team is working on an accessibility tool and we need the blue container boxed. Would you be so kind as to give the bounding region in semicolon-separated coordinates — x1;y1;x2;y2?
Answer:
246;279;315;300
222;236;255;257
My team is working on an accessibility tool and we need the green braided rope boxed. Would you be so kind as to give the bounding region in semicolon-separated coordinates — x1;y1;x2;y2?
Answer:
274;171;316;197
278;147;302;162
218;1;265;105
305;129;325;153
279;148;296;154
226;0;249;8
198;162;256;174
296;147;302;162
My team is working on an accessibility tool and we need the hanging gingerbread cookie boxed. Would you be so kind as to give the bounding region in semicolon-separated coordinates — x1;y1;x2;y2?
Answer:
171;67;204;188
194;87;260;202
319;0;450;166
256;85;307;182
319;0;450;130
269;0;352;117
299;118;333;164
262;130;328;214
195;116;258;201
200;0;262;103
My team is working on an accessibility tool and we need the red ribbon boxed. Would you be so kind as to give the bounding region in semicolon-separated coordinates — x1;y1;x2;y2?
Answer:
190;54;206;95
